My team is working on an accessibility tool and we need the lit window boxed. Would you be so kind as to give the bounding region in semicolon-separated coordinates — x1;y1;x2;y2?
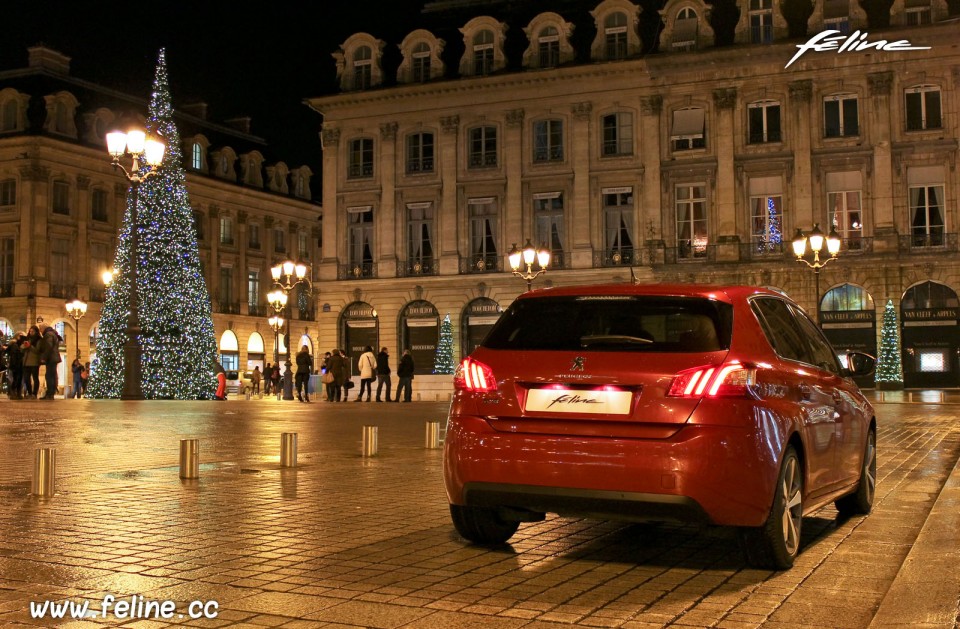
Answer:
919;351;947;372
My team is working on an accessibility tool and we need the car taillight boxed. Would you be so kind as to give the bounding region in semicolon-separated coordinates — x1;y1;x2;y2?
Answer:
454;357;497;393
667;363;757;398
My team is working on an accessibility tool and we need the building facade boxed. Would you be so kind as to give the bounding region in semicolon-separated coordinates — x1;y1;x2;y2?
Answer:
0;47;321;389
306;0;958;387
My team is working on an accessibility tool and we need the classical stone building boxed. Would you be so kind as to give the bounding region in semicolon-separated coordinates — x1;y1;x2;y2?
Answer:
306;0;958;387
0;46;321;389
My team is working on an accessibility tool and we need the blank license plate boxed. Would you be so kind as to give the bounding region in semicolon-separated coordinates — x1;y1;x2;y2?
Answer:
525;388;633;415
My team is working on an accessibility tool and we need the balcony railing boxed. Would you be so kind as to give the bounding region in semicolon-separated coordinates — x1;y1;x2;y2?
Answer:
398;258;440;277
459;254;502;274
900;232;957;252
50;284;77;299
216;301;241;314
338;262;377;280
468;153;498;168
594;248;635;268
247;304;268;317
89;287;105;302
740;240;784;260
406;158;434;174
348;163;374;178
296;307;316;322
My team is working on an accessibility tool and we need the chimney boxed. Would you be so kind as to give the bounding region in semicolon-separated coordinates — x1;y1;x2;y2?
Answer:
27;45;71;75
181;102;208;120
225;116;252;134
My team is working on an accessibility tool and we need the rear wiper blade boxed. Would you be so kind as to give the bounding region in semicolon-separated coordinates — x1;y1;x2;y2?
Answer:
580;334;654;347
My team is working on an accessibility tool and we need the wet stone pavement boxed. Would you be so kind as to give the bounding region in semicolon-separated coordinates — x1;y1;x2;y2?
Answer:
0;394;957;628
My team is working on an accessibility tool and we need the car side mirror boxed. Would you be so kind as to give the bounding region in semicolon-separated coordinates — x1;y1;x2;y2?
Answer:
845;351;876;377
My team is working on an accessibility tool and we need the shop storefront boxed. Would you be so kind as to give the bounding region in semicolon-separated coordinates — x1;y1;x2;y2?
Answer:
400;300;438;375
461;297;501;359
819;283;876;388
341;302;377;376
900;281;960;388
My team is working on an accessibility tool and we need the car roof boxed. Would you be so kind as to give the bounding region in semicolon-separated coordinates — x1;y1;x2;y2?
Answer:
515;283;785;304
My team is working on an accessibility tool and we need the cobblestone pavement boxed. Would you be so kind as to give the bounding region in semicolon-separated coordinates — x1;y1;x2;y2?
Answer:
0;394;957;628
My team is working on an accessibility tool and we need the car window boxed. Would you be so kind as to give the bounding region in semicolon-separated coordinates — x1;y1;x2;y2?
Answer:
789;305;842;374
751;298;810;364
482;295;732;352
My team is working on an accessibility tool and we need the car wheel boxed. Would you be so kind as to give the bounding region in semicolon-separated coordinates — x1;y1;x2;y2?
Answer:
449;504;520;544
739;446;803;569
835;426;876;517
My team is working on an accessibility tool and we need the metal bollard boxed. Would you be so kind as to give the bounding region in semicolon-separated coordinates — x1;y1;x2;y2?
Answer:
179;439;200;479
362;425;378;457
246;390;252;401
425;421;441;449
31;448;56;497
280;432;298;468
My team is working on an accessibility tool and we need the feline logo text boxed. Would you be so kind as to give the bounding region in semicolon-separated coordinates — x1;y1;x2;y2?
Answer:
786;30;930;68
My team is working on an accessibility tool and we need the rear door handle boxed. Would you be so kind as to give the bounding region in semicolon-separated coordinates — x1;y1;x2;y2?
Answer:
799;384;812;400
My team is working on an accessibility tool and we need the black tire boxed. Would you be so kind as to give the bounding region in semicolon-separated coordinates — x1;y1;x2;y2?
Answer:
739;447;803;569
450;504;520;544
835;426;876;517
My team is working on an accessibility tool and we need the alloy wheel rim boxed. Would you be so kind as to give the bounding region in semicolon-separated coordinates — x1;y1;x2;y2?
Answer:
780;456;802;556
864;433;877;505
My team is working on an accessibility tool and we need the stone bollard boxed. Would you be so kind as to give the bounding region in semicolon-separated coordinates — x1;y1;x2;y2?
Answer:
179;439;200;479
280;433;298;468
362;425;378;457
31;448;56;497
425;421;441;449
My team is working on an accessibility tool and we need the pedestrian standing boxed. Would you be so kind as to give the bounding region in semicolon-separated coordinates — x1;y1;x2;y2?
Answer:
375;346;392;402
38;323;62;399
271;364;281;396
214;361;227;400
71;358;83;398
328;349;347;402
395;349;415;402
356;346;376;402
5;333;23;399
81;361;90;397
251;366;262;396
21;325;43;398
295;345;313;402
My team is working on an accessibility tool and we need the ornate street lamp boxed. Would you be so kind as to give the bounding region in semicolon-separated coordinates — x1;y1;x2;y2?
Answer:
792;223;842;324
508;239;551;291
268;314;285;372
270;261;310;400
105;120;165;399
65;299;88;360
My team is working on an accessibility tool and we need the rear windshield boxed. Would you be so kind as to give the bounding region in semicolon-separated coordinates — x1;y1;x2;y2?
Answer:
482;295;733;352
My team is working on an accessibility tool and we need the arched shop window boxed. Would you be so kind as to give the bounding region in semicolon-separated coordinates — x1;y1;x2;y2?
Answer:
400;300;439;374
900;281;960;388
247;332;265;370
820;283;876;387
219;329;239;371
297;334;314;360
340;301;376;376
0;318;12;340
461;297;501;359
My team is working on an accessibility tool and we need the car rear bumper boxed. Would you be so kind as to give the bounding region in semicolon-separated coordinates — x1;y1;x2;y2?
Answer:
444;414;781;527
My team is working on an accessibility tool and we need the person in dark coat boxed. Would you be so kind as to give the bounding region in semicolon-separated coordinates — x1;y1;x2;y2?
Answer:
327;349;348;402
295;345;313;402
21;325;44;398
38;323;62;399
395;349;415;402
4;333;24;399
71;358;83;398
375;347;392;402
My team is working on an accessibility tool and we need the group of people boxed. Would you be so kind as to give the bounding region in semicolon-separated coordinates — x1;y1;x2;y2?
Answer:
318;346;415;403
1;322;66;399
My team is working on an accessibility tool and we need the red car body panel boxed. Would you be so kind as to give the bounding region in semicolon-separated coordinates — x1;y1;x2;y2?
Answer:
443;284;875;528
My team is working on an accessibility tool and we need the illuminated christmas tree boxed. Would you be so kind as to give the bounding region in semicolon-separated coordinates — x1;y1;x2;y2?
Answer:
434;314;455;374
88;49;218;399
875;300;903;389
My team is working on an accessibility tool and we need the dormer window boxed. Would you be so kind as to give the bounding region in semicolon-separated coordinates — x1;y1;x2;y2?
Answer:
192;143;203;170
905;0;932;23
412;43;431;82
673;8;699;50
1;100;17;132
473;30;494;75
538;27;560;67
353;46;372;90
749;0;774;43
823;0;851;32
605;13;628;59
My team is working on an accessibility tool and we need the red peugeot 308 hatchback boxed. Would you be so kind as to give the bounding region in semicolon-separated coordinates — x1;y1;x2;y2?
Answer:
444;284;877;569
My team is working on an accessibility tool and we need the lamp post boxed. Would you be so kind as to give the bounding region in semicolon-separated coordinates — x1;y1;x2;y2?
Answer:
270;261;310;400
65;299;87;361
792;224;842;324
268;313;284;371
105;121;165;400
507;239;551;291
372;308;380;351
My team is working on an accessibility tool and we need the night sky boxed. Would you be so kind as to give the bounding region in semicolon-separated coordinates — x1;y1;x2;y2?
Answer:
3;1;428;175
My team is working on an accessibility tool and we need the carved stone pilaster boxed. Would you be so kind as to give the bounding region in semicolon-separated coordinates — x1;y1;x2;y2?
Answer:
868;71;893;96
18;164;49;182
440;115;460;134
288;221;299;234
264;216;275;229
76;175;90;190
639;95;663;116
237;210;248;224
789;80;812;103
379;122;398;140
311;226;322;239
712;88;737;109
506;109;525;128
320;126;340;147
571;102;592;120
114;183;127;196
208;204;220;219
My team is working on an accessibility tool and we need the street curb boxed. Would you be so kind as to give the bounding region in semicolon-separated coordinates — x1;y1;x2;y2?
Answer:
869;448;960;627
